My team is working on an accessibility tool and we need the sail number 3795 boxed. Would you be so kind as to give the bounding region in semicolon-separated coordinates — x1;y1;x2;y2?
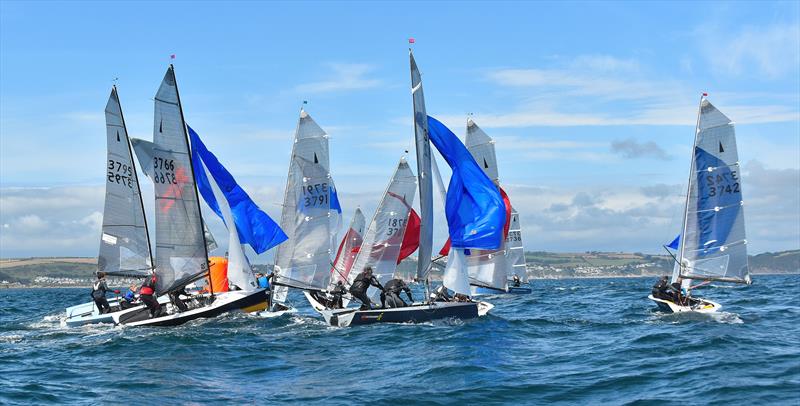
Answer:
107;159;133;188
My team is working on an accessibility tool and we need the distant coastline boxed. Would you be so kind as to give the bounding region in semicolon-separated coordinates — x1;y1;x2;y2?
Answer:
1;250;796;288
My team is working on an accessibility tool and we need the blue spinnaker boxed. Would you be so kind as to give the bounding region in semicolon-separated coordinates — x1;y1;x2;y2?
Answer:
667;234;680;250
189;126;288;254
427;116;506;250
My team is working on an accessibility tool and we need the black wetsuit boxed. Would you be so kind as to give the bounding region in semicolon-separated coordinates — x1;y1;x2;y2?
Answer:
330;283;346;309
652;278;670;300
349;272;383;310
512;276;521;287
91;279;112;314
381;279;413;308
169;287;189;312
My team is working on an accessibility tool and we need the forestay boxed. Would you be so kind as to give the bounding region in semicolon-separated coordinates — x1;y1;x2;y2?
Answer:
330;208;366;288
98;87;153;277
273;110;340;299
150;66;209;295
347;158;417;294
679;99;749;283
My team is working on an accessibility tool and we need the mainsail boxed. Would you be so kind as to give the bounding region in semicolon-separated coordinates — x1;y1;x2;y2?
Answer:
273;110;341;302
410;50;434;282
506;208;528;283
330;208;366;287
347;158;417;293
677;98;749;284
97;87;153;277
149;65;209;295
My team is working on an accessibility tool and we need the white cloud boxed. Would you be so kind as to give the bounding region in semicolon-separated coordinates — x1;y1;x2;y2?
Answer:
697;23;800;79
294;63;382;94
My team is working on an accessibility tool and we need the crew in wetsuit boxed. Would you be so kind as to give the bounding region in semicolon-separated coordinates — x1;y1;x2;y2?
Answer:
512;274;521;287
120;284;138;309
139;273;161;318
348;267;384;310
329;281;346;309
651;276;670;300
380;278;413;308
169;286;189;312
91;272;118;314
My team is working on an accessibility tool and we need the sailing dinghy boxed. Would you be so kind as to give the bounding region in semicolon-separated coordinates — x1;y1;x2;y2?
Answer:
268;109;342;313
63;86;162;327
314;50;499;326
648;95;751;313
111;65;284;327
440;118;532;296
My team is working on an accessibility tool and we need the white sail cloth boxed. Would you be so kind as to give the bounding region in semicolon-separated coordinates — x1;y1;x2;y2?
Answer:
98;87;152;277
273;110;341;302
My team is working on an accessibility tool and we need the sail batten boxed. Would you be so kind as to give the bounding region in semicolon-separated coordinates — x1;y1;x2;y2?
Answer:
98;87;153;277
273;110;341;300
678;99;749;284
347;158;417;295
149;66;209;295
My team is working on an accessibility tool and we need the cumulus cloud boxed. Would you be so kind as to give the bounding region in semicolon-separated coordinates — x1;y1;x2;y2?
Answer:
610;138;671;160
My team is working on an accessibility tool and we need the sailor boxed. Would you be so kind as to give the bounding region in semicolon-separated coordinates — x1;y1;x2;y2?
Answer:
348;266;384;310
453;293;471;302
120;284;139;309
380;278;413;308
139;272;162;318
430;285;450;302
670;281;684;305
90;272;118;314
169;286;189;312
330;280;346;309
512;274;521;287
651;276;670;300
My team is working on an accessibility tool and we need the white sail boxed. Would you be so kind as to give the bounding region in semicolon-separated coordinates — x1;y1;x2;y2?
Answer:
149;66;209;295
506;208;527;283
462;118;509;291
330;208;366;288
98;87;153;277
678;99;749;284
347;158;417;298
273;110;339;302
200;161;256;291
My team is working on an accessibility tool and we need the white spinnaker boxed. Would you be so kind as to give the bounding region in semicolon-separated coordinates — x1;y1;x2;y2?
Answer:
347;158;417;302
200;161;256;292
272;110;338;303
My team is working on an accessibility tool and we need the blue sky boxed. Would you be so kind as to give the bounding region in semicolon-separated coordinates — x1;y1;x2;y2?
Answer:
1;1;798;260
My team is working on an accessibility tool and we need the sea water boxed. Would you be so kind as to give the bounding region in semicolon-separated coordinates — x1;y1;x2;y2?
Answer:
1;275;798;405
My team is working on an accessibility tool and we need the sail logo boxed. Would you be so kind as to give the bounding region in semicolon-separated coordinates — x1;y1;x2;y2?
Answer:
361;313;384;321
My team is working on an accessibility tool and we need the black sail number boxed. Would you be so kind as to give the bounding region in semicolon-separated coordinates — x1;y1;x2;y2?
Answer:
107;159;133;188
301;182;329;207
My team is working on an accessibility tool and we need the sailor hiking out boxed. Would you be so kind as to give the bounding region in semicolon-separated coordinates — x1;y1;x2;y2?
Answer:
349;267;384;310
381;278;413;308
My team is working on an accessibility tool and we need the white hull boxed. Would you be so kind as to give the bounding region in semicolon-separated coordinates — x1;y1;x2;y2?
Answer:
63;296;170;327
648;294;721;313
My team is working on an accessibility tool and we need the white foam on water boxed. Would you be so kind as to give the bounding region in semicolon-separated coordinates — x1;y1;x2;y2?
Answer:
0;334;24;343
254;307;298;318
710;311;744;324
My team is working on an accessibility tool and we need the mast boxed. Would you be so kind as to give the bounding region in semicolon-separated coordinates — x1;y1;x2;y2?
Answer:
409;48;434;289
674;93;706;288
171;64;213;294
115;85;155;271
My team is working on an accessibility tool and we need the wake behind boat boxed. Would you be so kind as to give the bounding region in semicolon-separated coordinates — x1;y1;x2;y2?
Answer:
648;94;751;314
